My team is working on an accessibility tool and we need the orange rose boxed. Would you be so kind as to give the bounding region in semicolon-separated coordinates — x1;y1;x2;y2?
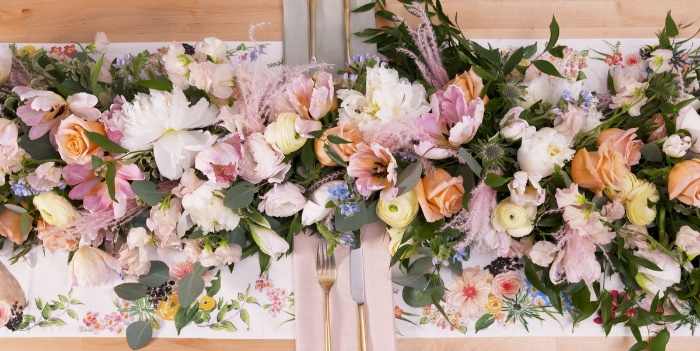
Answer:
415;169;465;222
445;68;489;104
314;124;362;166
56;114;107;165
668;159;700;207
571;145;629;195
0;206;24;244
596;128;643;167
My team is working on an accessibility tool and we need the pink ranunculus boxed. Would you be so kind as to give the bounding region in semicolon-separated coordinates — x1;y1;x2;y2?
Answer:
238;132;291;184
347;142;398;201
13;87;101;140
64;163;145;218
0;300;10;327
491;271;522;299
195;134;243;184
289;70;335;120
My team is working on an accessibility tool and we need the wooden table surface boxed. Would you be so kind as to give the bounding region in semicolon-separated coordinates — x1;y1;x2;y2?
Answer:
1;0;699;350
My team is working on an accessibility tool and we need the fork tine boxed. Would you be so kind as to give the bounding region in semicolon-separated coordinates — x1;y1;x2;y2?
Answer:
316;243;322;274
330;251;336;275
323;243;329;274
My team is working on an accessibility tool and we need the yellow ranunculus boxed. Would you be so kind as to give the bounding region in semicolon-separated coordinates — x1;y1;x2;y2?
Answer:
377;190;419;228
33;191;80;227
264;112;306;154
625;178;659;226
387;226;414;259
157;295;180;320
491;197;536;237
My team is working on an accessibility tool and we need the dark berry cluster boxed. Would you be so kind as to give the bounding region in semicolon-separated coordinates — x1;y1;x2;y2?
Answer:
485;257;523;276
146;281;175;307
182;43;195;55
5;301;24;331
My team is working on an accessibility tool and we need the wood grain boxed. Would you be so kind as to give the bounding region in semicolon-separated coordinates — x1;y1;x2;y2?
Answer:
0;0;699;42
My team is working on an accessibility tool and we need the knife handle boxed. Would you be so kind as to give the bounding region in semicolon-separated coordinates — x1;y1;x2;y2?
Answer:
358;303;368;351
309;0;317;62
343;0;351;63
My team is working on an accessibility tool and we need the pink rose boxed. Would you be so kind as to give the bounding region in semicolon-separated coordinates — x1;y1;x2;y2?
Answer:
238;133;291;184
596;128;643;167
491;271;522;299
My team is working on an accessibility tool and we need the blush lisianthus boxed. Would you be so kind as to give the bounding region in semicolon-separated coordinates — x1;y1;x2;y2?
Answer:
163;42;193;89
187;61;236;100
120;88;219;180
347;142;398;200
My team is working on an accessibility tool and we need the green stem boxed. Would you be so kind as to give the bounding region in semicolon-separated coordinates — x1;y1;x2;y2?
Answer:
658;208;668;247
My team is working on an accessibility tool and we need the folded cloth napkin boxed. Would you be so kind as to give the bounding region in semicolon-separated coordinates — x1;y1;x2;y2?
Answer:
293;221;397;351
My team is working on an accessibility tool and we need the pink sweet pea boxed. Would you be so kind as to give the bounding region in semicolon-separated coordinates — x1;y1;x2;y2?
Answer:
64;163;145;218
347;142;398;200
13;87;101;140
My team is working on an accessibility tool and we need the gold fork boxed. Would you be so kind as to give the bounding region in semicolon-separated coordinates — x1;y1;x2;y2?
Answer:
316;242;336;351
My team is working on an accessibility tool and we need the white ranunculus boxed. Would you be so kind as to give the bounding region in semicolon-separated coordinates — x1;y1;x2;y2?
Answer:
92;32;110;54
634;250;681;296
258;182;307;217
0;45;12;86
163;43;193;89
301;180;345;226
529;241;557;267
70;246;122;287
337;63;429;129
377;190;420;228
508;171;546;206
517;127;575;177
676;226;700;258
675;106;700;153
499;107;534;141
32;191;80;227
195;37;228;63
662;134;692;158
491;197;537;238
188;61;235;100
0;119;25;186
181;181;240;234
249;224;289;259
238;133;291;184
120;88;219;180
215;244;242;265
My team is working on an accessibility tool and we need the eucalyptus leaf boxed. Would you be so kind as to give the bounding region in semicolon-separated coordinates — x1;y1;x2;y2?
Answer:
402;286;433;308
178;273;205;307
131;180;164;206
223;182;255;209
396;162;422;197
138;261;170;287
641;143;663;162
126;321;153;350
392;274;429;289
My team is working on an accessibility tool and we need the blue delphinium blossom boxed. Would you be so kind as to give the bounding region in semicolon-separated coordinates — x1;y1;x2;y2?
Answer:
562;90;576;103
11;180;34;197
339;232;355;247
328;183;351;201
452;246;468;263
339;202;359;216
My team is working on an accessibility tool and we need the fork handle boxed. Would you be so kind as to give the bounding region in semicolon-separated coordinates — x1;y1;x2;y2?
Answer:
358;303;367;351
325;291;331;351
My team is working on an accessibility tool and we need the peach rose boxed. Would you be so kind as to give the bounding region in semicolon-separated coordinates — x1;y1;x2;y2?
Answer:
314;123;362;166
415;169;465;222
56;114;107;165
445;68;489;104
668;159;700;207
0;206;24;244
596;128;643;166
571;145;629;195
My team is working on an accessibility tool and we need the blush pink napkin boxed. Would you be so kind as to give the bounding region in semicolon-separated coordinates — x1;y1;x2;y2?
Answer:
293;221;397;351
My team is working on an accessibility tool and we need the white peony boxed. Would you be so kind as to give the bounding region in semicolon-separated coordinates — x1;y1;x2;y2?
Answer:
258;182;307;217
120;88;219;180
508;171;546;206
187;61;235;100
634;250;681;297
163;43;193;90
676;226;700;258
337;63;429;130
662;134;692;158
181;181;241;234
301;180;344;226
529;241;557;267
517;127;575;177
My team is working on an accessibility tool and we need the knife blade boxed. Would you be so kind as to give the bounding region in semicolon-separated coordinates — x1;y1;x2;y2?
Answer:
350;241;368;350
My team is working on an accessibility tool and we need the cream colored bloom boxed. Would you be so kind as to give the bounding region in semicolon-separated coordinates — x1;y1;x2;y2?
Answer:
387;226;414;258
624;177;659;226
517;128;575;177
377;190;419;228
33;191;80;227
70;246;122;287
249;224;289;259
491;197;536;238
662;134;692;158
529;241;557;267
264;112;307;154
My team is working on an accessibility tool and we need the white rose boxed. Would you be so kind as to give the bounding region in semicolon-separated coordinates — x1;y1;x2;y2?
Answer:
529;241;557;267
126;227;151;250
508;171;545;206
188;61;235;100
264;112;307;154
238;133;291;184
181;182;241;234
0;45;12;86
249;224;289;259
195;37;228;63
215;244;242;265
517;127;575;177
92;32;110;54
163;43;192;90
675;106;700;153
634;250;681;296
491;197;537;238
499;107;534;141
69;246;121;287
258;182;307;217
301;180;344;226
676;226;700;258
377;190;420;228
33;191;80;227
662;134;692;158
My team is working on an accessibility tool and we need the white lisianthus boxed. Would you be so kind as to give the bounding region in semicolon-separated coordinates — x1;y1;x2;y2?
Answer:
647;49;674;73
508;171;546;206
337;63;429;129
195;37;228;63
238;133;291;184
33;191;80;227
264;112;307;154
258;182;307;217
517;128;575;177
625;179;659;227
676;226;700;258
662;134;692;158
499;107;534;141
187;61;235;100
249;224;289;259
70;246;122;287
215;244;242;265
0;45;12;86
491;197;537;238
120;88;219;180
529;241;557;267
181;181;240;234
301;180;345;225
634;249;681;296
675;106;700;153
376;190;420;228
92;32;110;54
163;43;193;89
